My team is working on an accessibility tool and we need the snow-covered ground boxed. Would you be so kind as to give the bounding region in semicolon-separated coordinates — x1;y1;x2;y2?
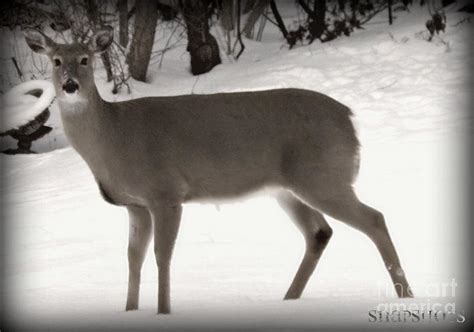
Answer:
1;2;472;331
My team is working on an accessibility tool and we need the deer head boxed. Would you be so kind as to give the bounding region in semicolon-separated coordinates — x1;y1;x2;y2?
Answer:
24;27;113;103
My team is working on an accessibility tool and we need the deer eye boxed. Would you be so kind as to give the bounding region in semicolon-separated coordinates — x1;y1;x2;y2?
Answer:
53;58;61;67
80;57;88;66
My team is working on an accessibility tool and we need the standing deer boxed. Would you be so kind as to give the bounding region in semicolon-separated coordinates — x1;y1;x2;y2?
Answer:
24;27;413;314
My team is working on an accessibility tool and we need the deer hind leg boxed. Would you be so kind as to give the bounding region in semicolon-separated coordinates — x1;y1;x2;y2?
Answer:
149;201;183;314
294;186;413;298
277;191;333;300
126;205;153;311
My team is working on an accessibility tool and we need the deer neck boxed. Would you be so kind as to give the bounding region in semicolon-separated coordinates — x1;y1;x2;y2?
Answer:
58;84;110;160
58;83;106;115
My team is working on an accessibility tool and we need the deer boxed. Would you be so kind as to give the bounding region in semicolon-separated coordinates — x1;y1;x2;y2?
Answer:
24;27;413;314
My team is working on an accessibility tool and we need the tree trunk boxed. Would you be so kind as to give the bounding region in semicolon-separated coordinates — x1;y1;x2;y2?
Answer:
270;0;288;39
220;0;234;54
338;0;346;12
243;0;257;14
118;0;128;47
127;0;159;81
235;0;245;59
388;0;393;25
85;0;113;82
313;0;326;39
298;0;326;42
242;0;270;39
181;0;221;75
157;2;177;21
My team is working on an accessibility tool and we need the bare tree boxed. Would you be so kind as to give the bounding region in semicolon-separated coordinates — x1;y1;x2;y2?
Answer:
157;2;178;21
242;0;270;38
243;0;257;13
84;0;113;83
270;0;289;40
235;0;245;59
180;0;221;75
118;0;128;47
127;0;159;81
297;0;326;42
388;0;393;25
219;0;245;59
220;0;234;54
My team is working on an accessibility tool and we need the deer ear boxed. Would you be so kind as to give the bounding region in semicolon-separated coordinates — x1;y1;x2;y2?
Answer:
88;27;114;53
24;29;56;54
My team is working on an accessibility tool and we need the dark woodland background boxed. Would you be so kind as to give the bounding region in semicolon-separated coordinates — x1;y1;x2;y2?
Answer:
0;0;468;95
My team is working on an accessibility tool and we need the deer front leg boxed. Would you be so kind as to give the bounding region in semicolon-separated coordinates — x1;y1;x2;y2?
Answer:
126;205;152;311
149;201;183;314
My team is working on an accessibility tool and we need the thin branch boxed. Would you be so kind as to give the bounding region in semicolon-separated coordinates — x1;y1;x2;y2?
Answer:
269;0;288;39
159;23;180;68
360;3;389;25
11;57;23;79
235;0;245;59
262;12;278;27
297;0;315;19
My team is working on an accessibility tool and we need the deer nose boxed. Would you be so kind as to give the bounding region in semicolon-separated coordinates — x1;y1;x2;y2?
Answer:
62;79;79;94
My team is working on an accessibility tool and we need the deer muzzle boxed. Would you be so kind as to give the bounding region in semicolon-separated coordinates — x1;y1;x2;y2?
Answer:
62;79;79;94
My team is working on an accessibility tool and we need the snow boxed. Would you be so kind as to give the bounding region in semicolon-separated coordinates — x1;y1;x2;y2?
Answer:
0;80;55;133
1;3;472;331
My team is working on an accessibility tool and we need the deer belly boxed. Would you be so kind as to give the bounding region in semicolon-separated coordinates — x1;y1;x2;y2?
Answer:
185;183;283;204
